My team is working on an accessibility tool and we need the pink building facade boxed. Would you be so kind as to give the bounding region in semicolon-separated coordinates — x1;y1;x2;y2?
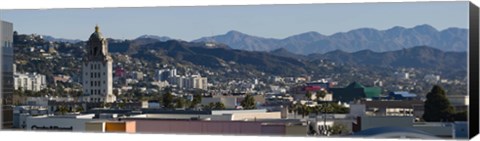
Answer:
123;118;302;136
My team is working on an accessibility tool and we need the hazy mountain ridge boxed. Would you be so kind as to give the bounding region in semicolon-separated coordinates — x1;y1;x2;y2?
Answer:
309;46;467;71
136;35;172;42
42;35;83;44
193;24;467;55
115;39;466;77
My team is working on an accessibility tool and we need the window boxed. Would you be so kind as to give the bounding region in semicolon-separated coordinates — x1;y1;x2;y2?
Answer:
91;90;93;95
91;64;93;70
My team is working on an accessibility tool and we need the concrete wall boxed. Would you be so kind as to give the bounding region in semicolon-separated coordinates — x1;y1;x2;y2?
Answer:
85;121;136;133
361;116;414;130
125;121;136;133
285;125;307;136
413;123;453;137
231;112;281;121
349;104;366;117
446;95;469;106
26;116;103;131
138;114;233;121
85;122;104;132
202;97;237;109
260;124;285;135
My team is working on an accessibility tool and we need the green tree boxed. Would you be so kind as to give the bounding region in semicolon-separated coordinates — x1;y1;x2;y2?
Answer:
305;91;312;100
316;90;327;101
423;85;455;122
104;103;112;108
162;92;174;109
118;102;125;109
327;123;349;136
75;106;84;113
214;102;225;110
203;102;216;110
57;106;69;115
297;104;312;118
240;94;256;109
190;93;202;108
175;97;186;108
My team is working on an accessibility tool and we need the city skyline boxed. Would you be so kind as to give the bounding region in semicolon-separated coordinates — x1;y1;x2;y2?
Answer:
2;1;473;138
0;1;469;41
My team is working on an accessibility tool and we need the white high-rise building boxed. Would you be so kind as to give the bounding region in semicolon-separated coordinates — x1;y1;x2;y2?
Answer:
82;25;116;103
14;72;47;92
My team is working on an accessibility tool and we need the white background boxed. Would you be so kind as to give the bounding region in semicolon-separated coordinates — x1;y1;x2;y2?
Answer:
0;0;478;141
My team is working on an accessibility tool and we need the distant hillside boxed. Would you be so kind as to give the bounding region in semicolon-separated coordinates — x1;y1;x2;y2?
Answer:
269;48;306;60
193;25;467;55
33;33;467;77
135;35;172;42
194;30;278;51
42;35;83;43
309;46;467;72
131;40;310;75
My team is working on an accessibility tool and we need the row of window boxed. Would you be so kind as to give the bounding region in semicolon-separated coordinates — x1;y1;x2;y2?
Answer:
89;89;106;95
90;63;105;70
88;72;106;78
3;41;12;48
90;98;103;102
89;80;106;87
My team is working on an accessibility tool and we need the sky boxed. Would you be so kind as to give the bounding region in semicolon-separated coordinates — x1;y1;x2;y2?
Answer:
0;1;470;41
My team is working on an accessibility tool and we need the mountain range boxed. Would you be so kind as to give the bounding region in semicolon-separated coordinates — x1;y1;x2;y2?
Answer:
42;35;83;44
15;32;467;79
105;38;466;76
193;24;467;55
308;46;467;71
42;24;467;55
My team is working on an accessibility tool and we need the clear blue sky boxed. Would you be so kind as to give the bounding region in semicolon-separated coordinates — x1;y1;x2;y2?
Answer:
0;1;469;41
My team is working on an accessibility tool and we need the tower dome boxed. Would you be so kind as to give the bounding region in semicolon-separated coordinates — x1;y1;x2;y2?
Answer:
89;25;104;41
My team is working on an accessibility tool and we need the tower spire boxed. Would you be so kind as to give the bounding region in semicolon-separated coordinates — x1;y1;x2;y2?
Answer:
95;24;99;32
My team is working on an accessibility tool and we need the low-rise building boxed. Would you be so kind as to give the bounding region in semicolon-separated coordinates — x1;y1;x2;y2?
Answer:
121;118;305;136
201;95;266;109
25;114;105;131
330;82;381;102
85;121;136;133
352;116;458;139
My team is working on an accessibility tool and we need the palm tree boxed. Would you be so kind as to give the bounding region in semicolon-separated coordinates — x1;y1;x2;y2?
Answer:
57;106;69;115
75;106;84;113
316;90;327;101
292;102;303;118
